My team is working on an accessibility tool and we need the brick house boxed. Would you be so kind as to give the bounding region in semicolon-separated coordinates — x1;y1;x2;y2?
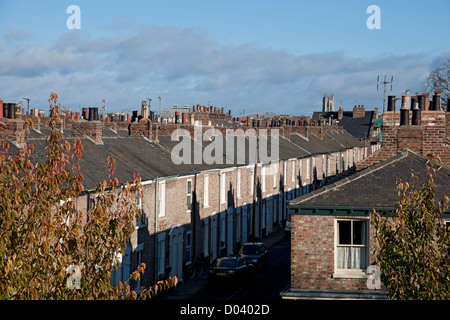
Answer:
283;94;450;299
0;103;369;292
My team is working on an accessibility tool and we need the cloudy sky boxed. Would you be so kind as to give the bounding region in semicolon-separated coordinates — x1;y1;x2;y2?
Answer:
0;0;449;116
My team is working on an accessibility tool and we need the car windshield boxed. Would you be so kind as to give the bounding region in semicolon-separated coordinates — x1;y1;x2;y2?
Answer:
217;259;237;268
241;245;260;255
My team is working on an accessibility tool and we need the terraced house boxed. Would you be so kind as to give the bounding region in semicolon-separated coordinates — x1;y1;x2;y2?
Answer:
283;92;450;300
0;99;370;292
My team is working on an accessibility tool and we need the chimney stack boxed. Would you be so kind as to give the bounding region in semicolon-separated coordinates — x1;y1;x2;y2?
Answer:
82;108;88;120
141;101;149;119
387;95;396;111
418;95;425;110
400;99;410;126
432;90;442;110
401;95;410;110
411;102;421;126
411;96;418;110
88;107;99;121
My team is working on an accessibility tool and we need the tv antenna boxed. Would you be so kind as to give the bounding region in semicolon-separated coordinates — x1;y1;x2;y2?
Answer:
377;75;393;113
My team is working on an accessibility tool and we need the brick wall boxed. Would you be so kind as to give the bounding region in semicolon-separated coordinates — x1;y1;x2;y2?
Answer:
290;214;386;292
72;120;103;144
356;109;450;170
0;118;27;146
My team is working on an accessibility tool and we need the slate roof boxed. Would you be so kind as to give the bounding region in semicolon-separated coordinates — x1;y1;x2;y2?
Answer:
312;111;375;140
6;121;368;191
289;150;450;211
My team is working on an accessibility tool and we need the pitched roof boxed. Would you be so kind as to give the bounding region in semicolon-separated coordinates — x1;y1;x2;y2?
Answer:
289;150;450;211
312;111;375;140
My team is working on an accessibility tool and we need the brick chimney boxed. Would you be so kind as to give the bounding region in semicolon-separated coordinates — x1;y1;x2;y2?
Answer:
72;120;103;144
432;90;442;110
338;106;344;119
352;105;365;118
422;93;430;110
0;118;27;147
387;95;396;111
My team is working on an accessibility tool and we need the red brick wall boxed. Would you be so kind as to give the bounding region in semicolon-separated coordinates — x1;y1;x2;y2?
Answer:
290;214;386;292
356;110;450;169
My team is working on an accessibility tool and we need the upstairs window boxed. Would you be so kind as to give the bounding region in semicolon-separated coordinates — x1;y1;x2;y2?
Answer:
335;219;368;272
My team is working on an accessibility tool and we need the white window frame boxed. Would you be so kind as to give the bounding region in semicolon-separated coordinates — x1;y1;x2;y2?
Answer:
135;194;145;229
237;169;241;199
291;160;295;182
306;158;310;180
158;181;165;217
250;169;255;195
220;172;226;204
283;161;287;185
333;218;369;279
186;179;192;212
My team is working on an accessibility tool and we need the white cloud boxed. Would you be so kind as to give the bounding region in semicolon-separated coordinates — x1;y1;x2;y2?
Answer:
0;26;446;116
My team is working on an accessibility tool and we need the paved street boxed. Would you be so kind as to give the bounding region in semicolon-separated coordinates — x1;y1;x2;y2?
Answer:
159;229;290;301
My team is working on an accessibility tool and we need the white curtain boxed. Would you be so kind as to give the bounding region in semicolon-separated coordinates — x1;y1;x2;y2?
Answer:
337;246;366;269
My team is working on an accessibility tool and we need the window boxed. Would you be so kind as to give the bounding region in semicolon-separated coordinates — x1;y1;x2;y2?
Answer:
220;213;226;249
157;233;165;276
203;218;209;257
335;219;368;276
237;169;241;199
283;162;287;185
322;155;325;177
236;207;241;242
204;174;209;208
136;195;145;228
250;169;255;195
273;165;277;189
220;172;226;204
185;231;192;262
327;156;331;176
299;159;302;181
291;161;295;182
158;181;165;217
135;243;143;294
186;179;192;212
306;158;310;180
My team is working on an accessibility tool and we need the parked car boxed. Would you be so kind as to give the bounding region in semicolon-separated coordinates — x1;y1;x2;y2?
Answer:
238;242;269;270
207;256;254;287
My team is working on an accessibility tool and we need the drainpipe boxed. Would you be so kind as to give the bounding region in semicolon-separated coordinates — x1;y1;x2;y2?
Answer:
154;177;159;284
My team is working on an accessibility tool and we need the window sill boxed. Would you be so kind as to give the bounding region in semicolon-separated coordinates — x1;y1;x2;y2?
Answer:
333;270;368;279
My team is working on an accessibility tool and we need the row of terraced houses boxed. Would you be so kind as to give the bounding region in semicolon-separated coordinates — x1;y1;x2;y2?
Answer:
0;98;379;293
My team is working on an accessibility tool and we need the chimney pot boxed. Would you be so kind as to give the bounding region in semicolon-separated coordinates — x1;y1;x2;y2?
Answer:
387;95;396;111
400;103;410;126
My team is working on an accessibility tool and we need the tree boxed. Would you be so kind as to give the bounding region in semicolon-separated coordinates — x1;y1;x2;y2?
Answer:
0;93;177;299
423;58;450;108
371;156;450;299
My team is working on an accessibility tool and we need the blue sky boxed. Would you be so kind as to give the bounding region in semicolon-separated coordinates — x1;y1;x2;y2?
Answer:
1;0;449;115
